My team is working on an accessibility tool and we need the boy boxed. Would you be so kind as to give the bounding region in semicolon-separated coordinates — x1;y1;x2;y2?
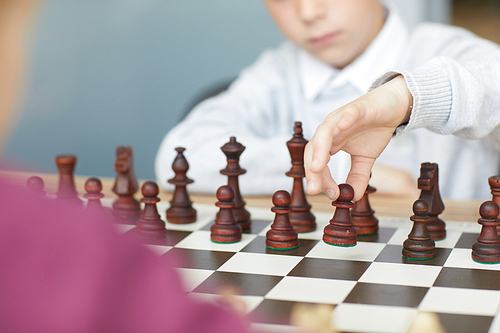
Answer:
155;0;500;200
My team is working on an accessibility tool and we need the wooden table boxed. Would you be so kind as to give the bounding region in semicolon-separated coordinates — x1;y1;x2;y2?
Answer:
0;170;483;223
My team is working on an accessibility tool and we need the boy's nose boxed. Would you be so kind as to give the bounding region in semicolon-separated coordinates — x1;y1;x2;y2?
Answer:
298;0;326;23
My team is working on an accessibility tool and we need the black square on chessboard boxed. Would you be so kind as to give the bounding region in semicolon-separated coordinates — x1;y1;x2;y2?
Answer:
163;248;235;270
344;283;428;307
124;229;191;246
193;271;283;296
434;267;500;290
437;313;493;333
288;257;371;280
249;299;311;325
241;236;319;256
356;227;397;243
374;244;452;266
200;219;271;234
455;232;480;249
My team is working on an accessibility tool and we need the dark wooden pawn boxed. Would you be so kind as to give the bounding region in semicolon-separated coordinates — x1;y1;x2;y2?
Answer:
323;184;357;247
286;122;316;233
55;154;82;203
266;190;299;250
471;201;500;264
488;175;500;235
402;199;436;260
418;162;446;240
26;176;45;196
135;181;167;238
351;183;378;235
166;147;196;224
210;185;242;243
84;177;105;213
220;137;251;229
112;146;141;223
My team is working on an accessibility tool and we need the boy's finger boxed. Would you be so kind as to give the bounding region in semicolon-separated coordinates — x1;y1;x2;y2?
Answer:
345;155;376;202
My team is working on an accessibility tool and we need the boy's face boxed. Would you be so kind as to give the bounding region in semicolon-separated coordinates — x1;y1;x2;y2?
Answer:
263;0;385;69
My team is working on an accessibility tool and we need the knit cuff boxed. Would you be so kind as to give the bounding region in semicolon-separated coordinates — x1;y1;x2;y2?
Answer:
371;62;453;135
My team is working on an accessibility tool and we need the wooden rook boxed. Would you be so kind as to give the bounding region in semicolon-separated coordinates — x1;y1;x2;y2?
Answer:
488;175;500;235
351;183;378;235
220;137;251;229
266;190;299;250
286;122;316;233
84;177;105;213
418;162;446;240
211;185;242;243
26;176;45;196
166;147;196;224
472;201;500;264
135;181;167;238
402;199;436;260
323;183;357;247
55;154;81;202
112;146;141;223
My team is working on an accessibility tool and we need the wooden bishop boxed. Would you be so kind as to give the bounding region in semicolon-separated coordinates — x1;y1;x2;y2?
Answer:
323;183;357;247
166;147;196;224
286;122;316;233
266;190;299;250
418;162;446;240
220;137;251;229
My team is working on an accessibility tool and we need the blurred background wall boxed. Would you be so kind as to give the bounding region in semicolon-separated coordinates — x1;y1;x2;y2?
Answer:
3;0;464;180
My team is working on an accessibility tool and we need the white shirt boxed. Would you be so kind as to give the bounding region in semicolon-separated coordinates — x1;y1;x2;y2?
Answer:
155;8;500;200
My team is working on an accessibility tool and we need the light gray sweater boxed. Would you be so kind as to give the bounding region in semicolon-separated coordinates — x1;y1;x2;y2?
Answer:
155;9;500;200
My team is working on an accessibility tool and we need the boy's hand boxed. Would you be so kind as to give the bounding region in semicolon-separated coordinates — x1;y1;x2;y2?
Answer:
304;75;413;202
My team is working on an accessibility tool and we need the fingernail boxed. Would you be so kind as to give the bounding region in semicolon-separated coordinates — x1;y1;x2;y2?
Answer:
326;189;335;199
306;181;315;193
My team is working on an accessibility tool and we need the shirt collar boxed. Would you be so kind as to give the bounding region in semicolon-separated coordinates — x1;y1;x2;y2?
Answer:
299;6;409;101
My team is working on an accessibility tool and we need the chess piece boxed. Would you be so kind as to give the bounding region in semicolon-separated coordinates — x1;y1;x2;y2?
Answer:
418;162;446;240
471;200;500;264
55;154;81;202
351;183;378;235
112;146;141;223
166;147;196;224
403;199;436;260
135;181;167;238
220;137;251;229
488;175;500;235
211;185;242;243
84;177;105;213
266;190;299;250
26;176;45;196
323;184;357;247
286;122;316;233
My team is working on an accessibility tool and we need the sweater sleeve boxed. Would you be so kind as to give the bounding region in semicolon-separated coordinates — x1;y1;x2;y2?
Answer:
372;25;500;147
155;44;298;195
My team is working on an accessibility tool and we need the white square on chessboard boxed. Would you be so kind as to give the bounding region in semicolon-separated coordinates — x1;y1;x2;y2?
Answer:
306;240;386;262
174;230;257;252
332;303;417;333
444;248;500;271
144;244;172;256
175;268;214;292
189;293;265;315
265;276;356;304
159;203;217;232
387;226;461;249
419;286;500;316
249;323;300;333
358;262;442;287
113;224;135;235
217;252;303;276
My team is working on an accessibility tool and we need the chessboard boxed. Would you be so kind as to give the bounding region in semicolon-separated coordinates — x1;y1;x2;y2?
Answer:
107;197;499;333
